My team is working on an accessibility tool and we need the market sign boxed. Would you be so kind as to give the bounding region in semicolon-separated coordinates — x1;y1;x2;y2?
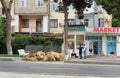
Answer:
94;27;120;33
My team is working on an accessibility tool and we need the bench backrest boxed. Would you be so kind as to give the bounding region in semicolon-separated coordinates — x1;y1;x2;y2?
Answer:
18;49;26;55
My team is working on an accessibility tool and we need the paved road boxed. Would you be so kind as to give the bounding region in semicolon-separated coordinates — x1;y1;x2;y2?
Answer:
0;61;120;77
0;72;114;78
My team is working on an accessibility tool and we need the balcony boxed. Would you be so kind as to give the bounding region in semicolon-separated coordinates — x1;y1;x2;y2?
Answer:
14;0;49;15
68;25;86;31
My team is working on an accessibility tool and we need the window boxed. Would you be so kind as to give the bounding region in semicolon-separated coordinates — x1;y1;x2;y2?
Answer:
50;19;58;28
50;1;58;11
0;8;4;15
86;36;102;40
98;18;104;27
68;19;75;25
68;4;74;10
107;36;116;41
18;0;26;7
22;19;29;28
75;15;80;25
36;0;44;7
84;19;89;27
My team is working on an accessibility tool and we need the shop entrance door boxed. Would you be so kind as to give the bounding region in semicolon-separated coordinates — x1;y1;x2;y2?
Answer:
88;41;102;56
107;42;116;54
93;41;98;55
98;41;102;56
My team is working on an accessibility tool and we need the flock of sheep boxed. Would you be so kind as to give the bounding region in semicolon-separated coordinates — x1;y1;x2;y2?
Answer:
23;51;65;61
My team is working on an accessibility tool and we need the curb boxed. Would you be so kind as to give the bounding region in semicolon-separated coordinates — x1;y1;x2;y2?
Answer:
0;57;22;61
0;58;15;61
64;60;120;65
0;57;120;65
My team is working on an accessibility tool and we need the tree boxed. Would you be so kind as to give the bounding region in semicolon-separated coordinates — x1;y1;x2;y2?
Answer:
0;17;7;54
0;0;13;55
54;0;91;54
96;0;120;27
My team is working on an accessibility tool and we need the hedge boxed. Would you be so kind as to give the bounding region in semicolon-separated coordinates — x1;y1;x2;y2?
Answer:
12;34;63;54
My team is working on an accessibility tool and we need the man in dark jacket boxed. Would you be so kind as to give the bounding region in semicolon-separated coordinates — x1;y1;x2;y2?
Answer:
79;44;83;59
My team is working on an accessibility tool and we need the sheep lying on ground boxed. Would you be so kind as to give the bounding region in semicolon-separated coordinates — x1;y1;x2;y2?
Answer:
23;51;65;62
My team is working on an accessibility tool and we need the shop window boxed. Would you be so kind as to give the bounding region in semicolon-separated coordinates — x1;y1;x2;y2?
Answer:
76;35;84;45
107;36;116;41
86;36;102;40
68;35;74;39
68;41;74;49
107;36;111;40
112;36;116;41
22;19;29;28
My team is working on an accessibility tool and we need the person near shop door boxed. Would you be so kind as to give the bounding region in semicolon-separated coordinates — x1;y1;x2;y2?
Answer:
79;44;83;59
83;44;87;59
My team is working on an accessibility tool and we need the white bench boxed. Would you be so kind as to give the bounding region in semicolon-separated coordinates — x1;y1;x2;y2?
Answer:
18;49;29;57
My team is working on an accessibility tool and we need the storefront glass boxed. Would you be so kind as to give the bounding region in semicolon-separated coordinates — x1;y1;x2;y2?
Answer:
86;36;102;56
107;36;116;54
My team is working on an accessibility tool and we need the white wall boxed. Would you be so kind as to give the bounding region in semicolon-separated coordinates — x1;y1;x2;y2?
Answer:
116;43;120;56
84;1;98;14
117;36;120;56
102;34;107;55
43;15;48;32
14;15;19;32
84;14;94;27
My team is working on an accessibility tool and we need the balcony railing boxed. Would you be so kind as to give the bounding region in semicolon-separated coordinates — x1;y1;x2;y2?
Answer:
68;25;86;31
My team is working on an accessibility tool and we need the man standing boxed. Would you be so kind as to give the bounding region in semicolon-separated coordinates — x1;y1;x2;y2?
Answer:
83;44;87;59
79;44;83;59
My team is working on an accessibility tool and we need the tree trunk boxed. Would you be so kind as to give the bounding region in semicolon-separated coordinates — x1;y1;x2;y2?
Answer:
63;0;68;54
0;0;13;55
6;13;13;55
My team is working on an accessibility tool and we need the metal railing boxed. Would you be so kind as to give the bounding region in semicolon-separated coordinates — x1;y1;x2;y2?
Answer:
25;45;61;53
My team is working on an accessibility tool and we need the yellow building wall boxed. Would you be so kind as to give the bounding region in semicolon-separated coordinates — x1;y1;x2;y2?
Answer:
50;10;76;33
21;16;43;32
98;10;112;27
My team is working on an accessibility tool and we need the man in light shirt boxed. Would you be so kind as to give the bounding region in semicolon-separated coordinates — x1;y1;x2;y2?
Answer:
83;44;87;59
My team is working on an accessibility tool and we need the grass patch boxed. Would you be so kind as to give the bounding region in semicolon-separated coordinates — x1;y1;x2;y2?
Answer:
0;54;19;57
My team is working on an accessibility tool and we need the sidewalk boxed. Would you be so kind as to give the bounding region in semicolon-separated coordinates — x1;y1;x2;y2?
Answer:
0;72;116;78
64;55;120;65
0;55;120;65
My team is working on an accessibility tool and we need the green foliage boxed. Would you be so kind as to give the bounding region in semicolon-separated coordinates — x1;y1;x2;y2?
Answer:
45;38;63;46
112;19;120;27
96;0;120;27
12;34;63;54
27;36;45;45
0;17;7;54
54;0;89;19
0;54;19;57
12;34;29;53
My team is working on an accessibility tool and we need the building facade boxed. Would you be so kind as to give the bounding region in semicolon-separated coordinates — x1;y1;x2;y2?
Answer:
14;0;49;33
41;0;119;57
1;0;120;57
66;1;120;57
